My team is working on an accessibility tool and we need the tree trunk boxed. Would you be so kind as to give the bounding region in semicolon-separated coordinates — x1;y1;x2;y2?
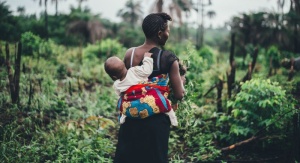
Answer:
157;0;163;12
294;21;299;53
288;58;295;81
14;42;22;104
242;48;258;82
227;33;235;114
28;75;34;106
45;0;48;39
268;56;273;77
217;79;223;112
55;0;58;16
5;43;22;104
5;43;15;103
293;113;300;162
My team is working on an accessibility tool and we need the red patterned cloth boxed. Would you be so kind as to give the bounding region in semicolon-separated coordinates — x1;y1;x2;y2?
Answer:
117;75;172;119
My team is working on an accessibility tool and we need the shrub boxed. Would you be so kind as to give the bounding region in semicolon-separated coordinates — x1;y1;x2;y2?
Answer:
83;38;125;60
21;32;41;56
266;45;281;69
198;46;215;69
227;78;294;138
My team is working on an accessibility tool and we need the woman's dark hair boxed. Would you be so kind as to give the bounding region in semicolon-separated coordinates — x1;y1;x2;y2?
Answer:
142;12;172;39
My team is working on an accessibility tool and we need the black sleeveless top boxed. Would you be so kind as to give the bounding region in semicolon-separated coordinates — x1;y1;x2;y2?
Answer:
144;47;179;78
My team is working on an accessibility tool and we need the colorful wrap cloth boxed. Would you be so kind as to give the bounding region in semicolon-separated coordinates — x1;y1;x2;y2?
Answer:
117;74;172;119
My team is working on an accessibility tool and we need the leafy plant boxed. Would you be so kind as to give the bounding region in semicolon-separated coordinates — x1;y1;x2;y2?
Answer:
21;32;42;56
198;46;215;69
227;78;294;138
83;38;125;59
266;45;281;69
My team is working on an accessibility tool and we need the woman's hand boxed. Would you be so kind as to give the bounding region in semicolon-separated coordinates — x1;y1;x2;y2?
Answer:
172;103;179;111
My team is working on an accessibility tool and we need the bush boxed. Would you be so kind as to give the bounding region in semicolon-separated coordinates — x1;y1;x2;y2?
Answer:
266;45;281;69
226;78;294;138
21;32;41;56
83;38;125;60
0;116;116;163
198;46;215;69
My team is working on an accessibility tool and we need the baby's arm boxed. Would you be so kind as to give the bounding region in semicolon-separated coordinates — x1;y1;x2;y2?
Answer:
113;81;121;96
134;52;153;77
144;52;152;58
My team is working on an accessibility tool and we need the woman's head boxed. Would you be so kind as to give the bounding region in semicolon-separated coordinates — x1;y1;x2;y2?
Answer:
142;13;172;46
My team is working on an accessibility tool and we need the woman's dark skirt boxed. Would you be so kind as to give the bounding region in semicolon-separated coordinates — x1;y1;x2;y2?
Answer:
114;113;171;163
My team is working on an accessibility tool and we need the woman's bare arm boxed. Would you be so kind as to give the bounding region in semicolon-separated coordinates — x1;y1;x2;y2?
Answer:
169;61;185;100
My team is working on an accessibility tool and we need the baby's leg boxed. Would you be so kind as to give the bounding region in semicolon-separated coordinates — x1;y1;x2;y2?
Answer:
119;114;127;124
165;109;178;126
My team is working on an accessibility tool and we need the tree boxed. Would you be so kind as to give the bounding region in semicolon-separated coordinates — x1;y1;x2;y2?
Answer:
289;0;300;53
206;10;216;28
149;0;197;41
196;0;212;49
66;5;107;44
17;6;25;16
34;0;49;39
67;20;107;44
229;10;298;55
156;0;163;12
77;0;88;9
0;2;20;41
51;0;64;16
117;0;143;28
170;0;196;40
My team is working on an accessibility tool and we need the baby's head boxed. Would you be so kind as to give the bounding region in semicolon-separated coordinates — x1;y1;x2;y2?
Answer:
104;56;126;81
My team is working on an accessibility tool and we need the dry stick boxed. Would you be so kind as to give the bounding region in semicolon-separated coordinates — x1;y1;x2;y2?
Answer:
13;42;22;104
227;33;236;114
5;43;16;103
288;58;295;81
69;80;72;96
221;136;258;151
77;76;82;93
217;79;223;112
203;83;218;98
268;56;273;77
293;109;300;161
28;75;34;106
227;33;236;98
38;78;43;92
241;48;258;82
0;41;2;56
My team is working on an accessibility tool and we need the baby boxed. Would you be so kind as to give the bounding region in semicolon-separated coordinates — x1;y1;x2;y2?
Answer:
104;52;178;126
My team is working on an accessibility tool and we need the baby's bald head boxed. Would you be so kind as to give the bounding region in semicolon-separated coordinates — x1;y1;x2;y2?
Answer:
104;56;125;80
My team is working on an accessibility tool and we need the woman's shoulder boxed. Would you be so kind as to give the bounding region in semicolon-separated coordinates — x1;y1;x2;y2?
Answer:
161;50;179;62
124;47;135;57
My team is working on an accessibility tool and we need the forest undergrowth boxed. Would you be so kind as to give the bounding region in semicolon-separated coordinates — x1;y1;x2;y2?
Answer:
0;33;299;162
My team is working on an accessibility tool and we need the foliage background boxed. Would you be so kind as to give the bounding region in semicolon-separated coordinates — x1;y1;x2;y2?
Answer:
1;0;300;162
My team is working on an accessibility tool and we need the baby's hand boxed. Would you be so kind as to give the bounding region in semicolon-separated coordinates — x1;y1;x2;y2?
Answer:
144;52;152;58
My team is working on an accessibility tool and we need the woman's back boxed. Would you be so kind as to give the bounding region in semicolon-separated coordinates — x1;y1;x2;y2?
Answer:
124;47;178;78
114;12;185;163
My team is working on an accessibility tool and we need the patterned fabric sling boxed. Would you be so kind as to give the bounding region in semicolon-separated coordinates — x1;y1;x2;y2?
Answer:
117;48;172;119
